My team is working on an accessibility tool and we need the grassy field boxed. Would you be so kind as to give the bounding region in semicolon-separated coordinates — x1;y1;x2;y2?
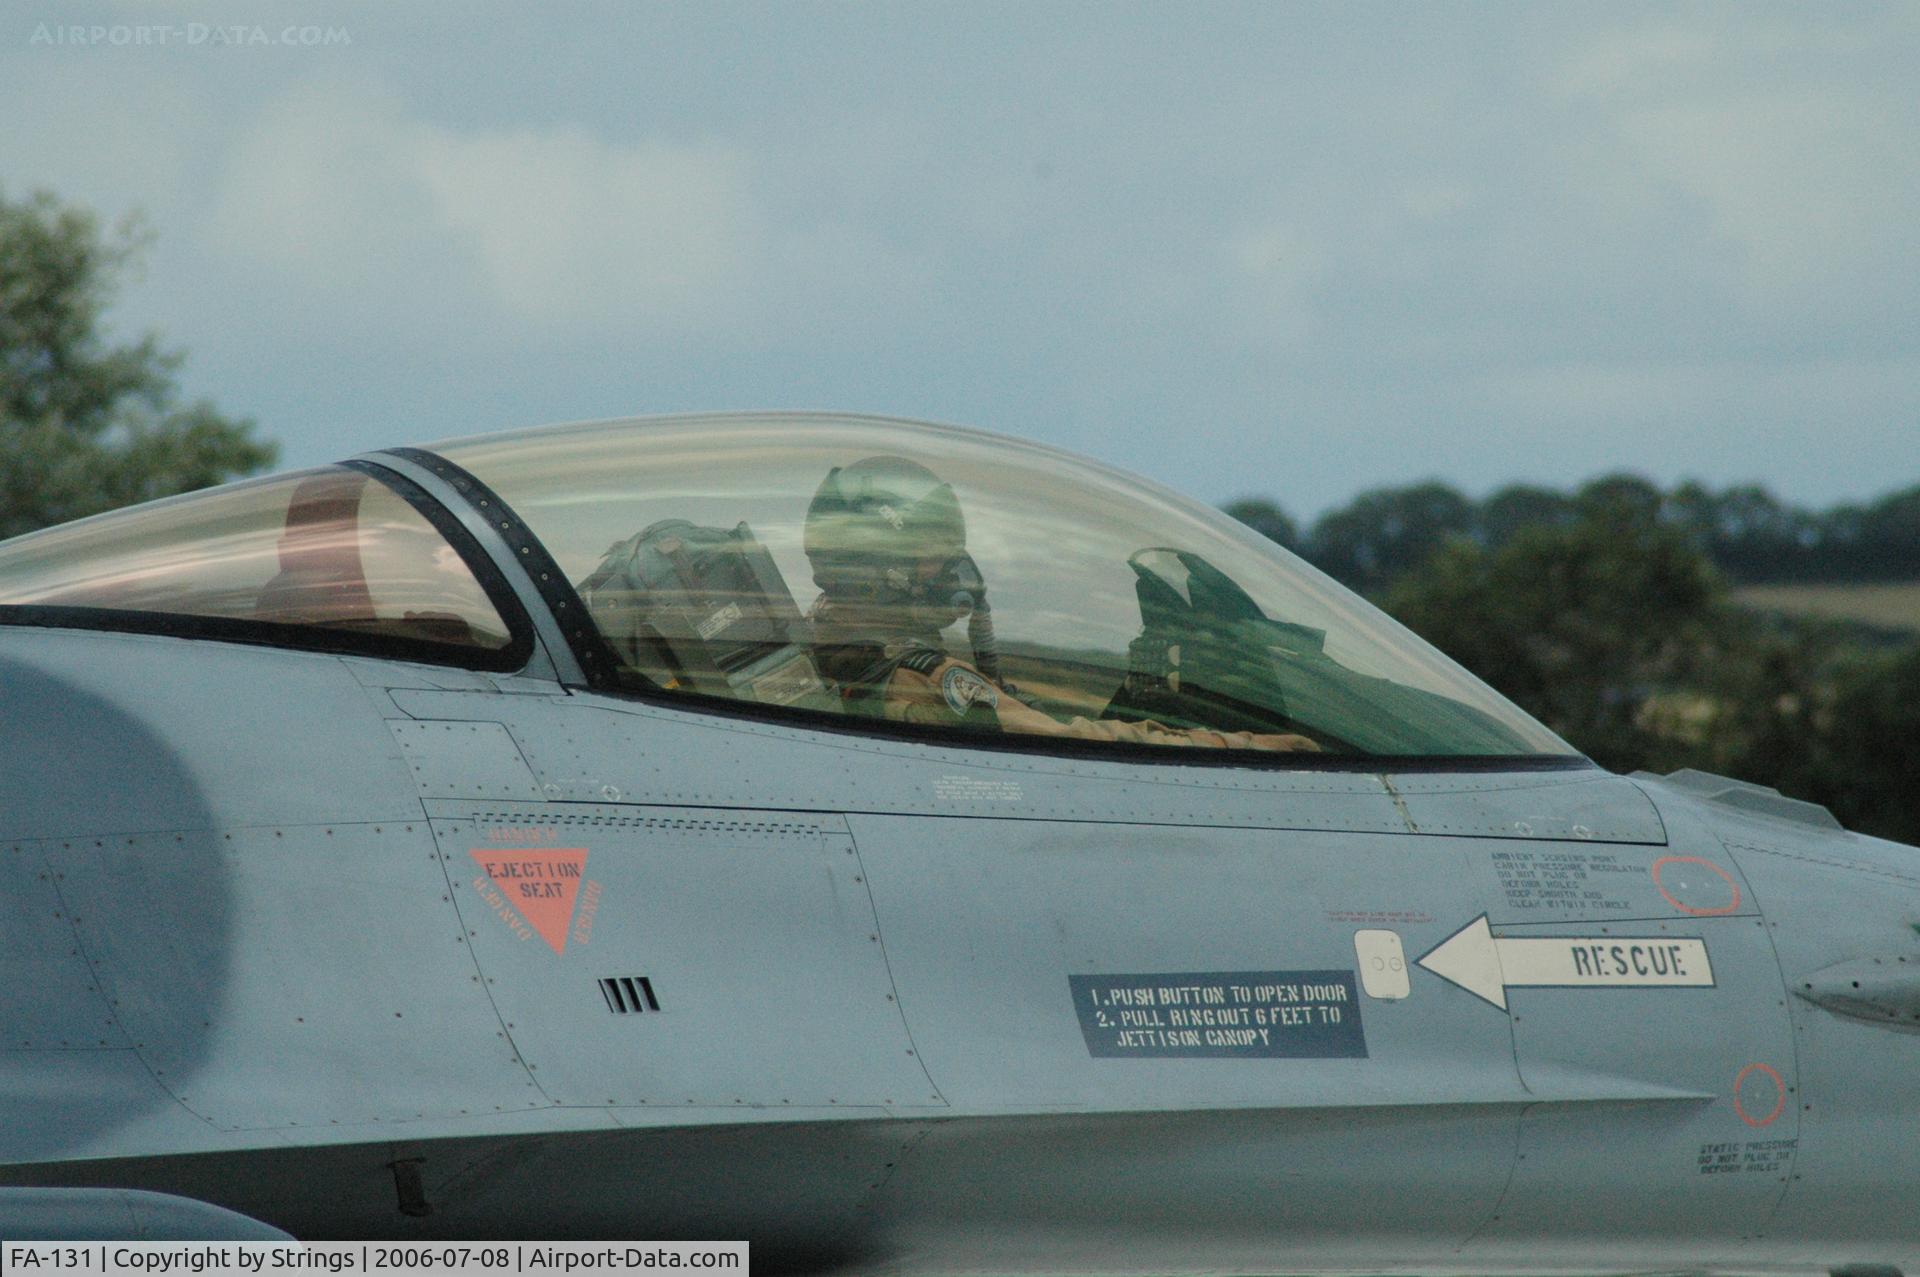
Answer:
1733;580;1920;634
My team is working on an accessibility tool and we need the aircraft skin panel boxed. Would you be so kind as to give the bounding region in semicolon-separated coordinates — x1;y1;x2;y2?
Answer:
388;719;546;802
46;821;546;1133
420;804;941;1110
0;629;424;839
1464;912;1797;1256
1404;793;1799;1259
1391;769;1668;845
385;686;1661;844
848;815;1525;1109
845;812;1527;1251
861;1108;1524;1275
1720;818;1920;1268
1462;806;1752;928
0;841;133;1052
0;632;546;1164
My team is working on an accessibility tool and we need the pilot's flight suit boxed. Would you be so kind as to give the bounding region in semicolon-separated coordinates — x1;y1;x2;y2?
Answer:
879;650;1318;751
810;602;1316;752
801;455;1317;753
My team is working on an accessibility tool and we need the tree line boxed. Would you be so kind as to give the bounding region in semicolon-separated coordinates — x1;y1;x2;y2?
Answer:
1230;480;1920;845
1227;475;1920;599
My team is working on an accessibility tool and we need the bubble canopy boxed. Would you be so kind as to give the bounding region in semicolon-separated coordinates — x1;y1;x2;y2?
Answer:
0;464;528;670
431;413;1576;760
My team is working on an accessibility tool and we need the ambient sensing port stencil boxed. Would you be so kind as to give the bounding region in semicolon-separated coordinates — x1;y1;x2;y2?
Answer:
1354;930;1410;1000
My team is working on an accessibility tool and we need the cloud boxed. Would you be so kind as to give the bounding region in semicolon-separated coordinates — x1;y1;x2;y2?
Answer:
1553;20;1758;98
1469;355;1920;497
1551;13;1920;315
415;123;757;329
4;6;1912;517
206;80;761;336
1612;94;1920;310
0;58;212;227
1219;223;1327;348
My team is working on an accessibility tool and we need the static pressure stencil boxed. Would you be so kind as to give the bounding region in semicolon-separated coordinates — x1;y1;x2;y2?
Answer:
1070;971;1367;1059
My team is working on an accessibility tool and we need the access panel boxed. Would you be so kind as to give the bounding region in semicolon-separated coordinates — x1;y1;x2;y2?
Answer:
1451;798;1795;1268
851;814;1527;1259
426;802;941;1111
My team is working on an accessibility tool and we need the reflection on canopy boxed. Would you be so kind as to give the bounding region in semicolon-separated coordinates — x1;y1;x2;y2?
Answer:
0;467;515;654
435;414;1576;759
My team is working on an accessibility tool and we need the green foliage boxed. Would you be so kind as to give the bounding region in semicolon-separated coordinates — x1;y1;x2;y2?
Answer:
1305;481;1476;595
1694;622;1836;796
1800;645;1920;843
1225;474;1920;591
1223;471;1919;840
1383;512;1724;773
1221;497;1299;552
1478;483;1576;546
0;188;276;540
1575;472;1665;523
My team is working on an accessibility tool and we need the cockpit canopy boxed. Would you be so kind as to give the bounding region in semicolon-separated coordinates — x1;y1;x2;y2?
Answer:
0;413;1576;761
0;465;524;667
432;414;1574;759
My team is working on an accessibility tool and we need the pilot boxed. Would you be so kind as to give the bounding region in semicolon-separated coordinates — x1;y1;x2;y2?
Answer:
803;456;1318;752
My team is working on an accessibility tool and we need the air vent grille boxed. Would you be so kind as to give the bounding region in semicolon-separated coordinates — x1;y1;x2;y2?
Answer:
600;976;660;1014
476;811;824;836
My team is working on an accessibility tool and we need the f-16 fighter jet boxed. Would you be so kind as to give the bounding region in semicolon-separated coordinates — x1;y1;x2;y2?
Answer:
1;413;1914;1275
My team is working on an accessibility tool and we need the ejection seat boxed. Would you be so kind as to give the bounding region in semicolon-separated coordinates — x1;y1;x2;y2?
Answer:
576;519;833;711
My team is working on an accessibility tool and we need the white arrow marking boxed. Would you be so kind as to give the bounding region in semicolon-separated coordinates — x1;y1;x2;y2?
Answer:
1416;914;1715;1012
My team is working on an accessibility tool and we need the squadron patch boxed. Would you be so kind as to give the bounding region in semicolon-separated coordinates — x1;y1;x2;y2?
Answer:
941;665;1000;718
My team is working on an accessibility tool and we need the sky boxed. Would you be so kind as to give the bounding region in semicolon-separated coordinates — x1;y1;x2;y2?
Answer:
3;1;1916;522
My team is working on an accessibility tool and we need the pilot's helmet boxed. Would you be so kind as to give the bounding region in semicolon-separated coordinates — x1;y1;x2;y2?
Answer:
803;456;969;609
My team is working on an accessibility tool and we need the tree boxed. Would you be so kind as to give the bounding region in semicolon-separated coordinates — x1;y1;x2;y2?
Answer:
1222;497;1299;552
1575;472;1664;523
1809;644;1920;843
1478;483;1576;549
1383;505;1723;771
0;188;275;540
1858;486;1920;581
1304;481;1475;595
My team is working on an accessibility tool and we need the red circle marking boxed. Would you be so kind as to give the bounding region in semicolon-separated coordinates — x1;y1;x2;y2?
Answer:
1651;855;1743;916
1733;1063;1786;1128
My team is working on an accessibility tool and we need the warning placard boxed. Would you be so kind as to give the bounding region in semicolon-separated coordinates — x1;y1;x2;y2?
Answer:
469;848;588;954
1070;970;1367;1059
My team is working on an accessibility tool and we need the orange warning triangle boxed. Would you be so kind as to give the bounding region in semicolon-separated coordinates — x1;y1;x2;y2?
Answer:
469;849;588;954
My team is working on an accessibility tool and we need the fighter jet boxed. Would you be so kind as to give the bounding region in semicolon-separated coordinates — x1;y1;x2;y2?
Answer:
1;412;1915;1274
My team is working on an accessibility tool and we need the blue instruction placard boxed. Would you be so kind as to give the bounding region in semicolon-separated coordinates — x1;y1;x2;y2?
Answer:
1070;969;1367;1059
